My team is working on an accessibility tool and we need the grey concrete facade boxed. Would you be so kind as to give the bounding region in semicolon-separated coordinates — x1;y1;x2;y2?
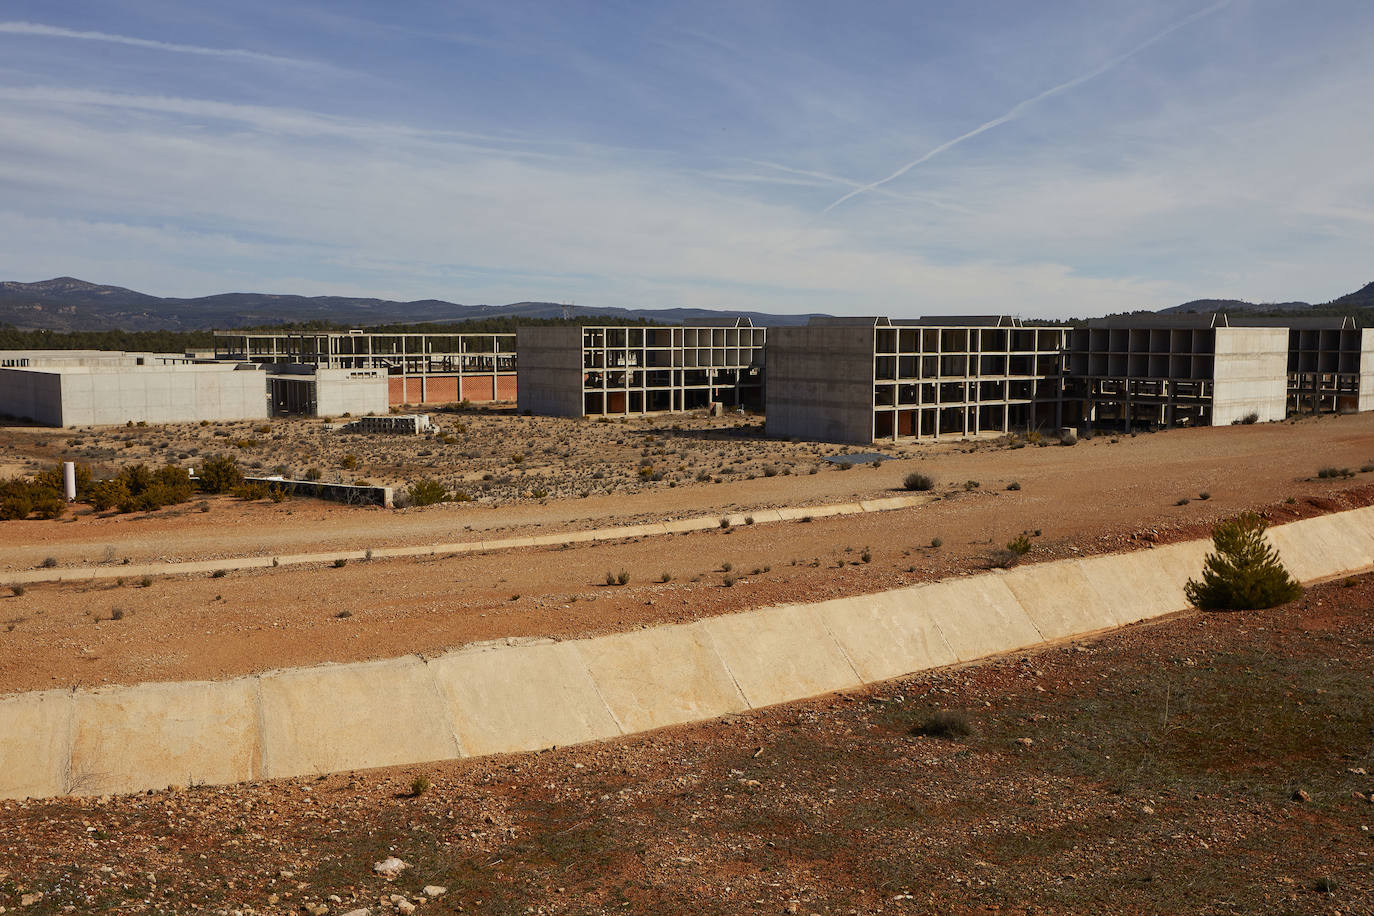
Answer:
515;326;586;417
517;321;766;418
0;363;268;426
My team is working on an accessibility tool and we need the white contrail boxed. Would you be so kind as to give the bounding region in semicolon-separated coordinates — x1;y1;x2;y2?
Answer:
0;21;320;68
824;0;1234;213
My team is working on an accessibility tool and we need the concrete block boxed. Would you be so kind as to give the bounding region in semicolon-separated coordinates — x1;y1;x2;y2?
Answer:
577;622;747;734
1076;549;1180;625
258;657;459;779
702;603;861;708
70;679;260;795
0;690;72;800
1000;561;1119;640
917;576;1044;660
428;640;621;756
816;589;958;683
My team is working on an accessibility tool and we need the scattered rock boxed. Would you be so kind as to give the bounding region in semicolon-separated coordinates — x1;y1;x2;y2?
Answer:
422;886;447;898
390;894;416;914
1291;788;1311;803
20;892;43;907
1015;737;1034;748
372;856;409;879
304;903;329;916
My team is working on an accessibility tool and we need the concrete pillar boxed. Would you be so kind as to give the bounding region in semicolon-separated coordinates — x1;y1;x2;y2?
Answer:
63;462;76;502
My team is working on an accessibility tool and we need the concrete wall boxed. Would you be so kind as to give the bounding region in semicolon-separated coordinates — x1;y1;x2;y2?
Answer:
3;364;269;426
0;368;65;424
764;325;876;443
516;327;585;417
1212;327;1289;425
313;369;389;417
4;505;1371;800
1358;329;1374;413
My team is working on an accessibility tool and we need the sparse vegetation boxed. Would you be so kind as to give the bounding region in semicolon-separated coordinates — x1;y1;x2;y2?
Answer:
333;558;348;569
903;472;934;492
407;477;448;506
911;709;972;739
1006;533;1032;556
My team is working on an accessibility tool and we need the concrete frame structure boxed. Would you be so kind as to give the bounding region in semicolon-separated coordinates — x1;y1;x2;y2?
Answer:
517;320;766;418
0;362;268;426
1062;317;1290;431
765;317;1067;444
213;331;517;407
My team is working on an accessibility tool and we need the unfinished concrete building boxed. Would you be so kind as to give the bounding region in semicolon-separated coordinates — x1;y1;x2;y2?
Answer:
765;317;1068;444
1225;317;1374;414
0;361;269;426
517;320;766;417
1061;317;1290;431
214;331;516;406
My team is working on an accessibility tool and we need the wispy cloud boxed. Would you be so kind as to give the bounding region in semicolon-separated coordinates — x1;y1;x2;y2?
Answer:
824;0;1235;213
0;20;325;69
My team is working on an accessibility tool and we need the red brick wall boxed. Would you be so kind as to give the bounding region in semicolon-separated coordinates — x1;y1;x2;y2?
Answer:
425;376;460;404
494;374;517;401
461;376;494;402
388;377;405;406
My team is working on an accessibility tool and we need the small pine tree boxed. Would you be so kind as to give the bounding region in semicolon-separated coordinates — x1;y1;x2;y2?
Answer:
1184;512;1303;610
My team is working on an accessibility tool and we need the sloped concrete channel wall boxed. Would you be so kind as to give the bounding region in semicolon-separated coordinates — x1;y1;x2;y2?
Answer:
6;507;1374;800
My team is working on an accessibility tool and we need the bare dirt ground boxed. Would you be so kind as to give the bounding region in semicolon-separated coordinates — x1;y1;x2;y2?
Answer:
2;573;1370;915
2;413;1374;693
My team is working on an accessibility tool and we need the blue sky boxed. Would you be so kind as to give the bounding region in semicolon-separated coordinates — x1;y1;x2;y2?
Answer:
0;0;1370;319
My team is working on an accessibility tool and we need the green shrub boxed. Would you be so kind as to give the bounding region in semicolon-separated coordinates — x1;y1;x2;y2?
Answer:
903;472;934;491
1006;533;1032;555
199;454;243;493
616;570;630;586
930;537;943;549
1184;512;1303;610
88;478;130;512
0;493;33;520
234;482;270;501
407;478;448;506
32;496;66;520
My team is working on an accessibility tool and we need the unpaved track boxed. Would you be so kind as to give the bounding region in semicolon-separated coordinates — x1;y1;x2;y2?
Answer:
1;413;1372;695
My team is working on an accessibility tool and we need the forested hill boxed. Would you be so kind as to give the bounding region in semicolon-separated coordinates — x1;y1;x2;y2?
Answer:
0;277;823;332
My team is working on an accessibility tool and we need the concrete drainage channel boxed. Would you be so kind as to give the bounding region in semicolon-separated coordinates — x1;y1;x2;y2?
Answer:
3;506;1373;800
4;495;925;586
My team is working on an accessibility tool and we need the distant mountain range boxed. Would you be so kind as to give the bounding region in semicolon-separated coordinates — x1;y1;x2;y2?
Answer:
0;277;826;332
1159;281;1374;315
2;276;1372;332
